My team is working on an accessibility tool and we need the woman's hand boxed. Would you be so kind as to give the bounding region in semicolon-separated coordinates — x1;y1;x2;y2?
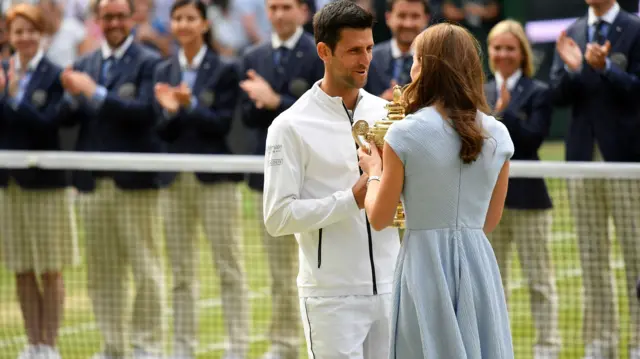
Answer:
357;140;382;175
154;83;179;113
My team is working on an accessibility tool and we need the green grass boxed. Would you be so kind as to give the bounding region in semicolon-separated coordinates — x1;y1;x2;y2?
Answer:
0;141;635;359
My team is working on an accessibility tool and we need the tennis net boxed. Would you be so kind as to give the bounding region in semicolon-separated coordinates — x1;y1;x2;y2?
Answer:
0;151;637;359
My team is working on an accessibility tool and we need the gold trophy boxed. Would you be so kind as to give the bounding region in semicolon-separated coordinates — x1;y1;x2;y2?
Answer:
351;85;406;228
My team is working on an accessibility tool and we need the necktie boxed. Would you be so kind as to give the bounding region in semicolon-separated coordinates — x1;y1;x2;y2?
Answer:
396;55;413;86
593;20;607;45
100;56;114;85
274;47;290;67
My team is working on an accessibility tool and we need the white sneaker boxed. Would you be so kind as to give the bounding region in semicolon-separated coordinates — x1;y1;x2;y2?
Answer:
17;345;39;359
37;346;61;359
630;347;640;359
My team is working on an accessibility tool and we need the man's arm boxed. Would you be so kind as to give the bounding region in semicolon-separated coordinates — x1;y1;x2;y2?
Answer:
263;119;361;237
549;48;583;107
601;36;640;97
239;52;298;129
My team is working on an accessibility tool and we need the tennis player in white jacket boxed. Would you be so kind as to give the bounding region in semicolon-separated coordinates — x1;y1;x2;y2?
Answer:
262;1;401;358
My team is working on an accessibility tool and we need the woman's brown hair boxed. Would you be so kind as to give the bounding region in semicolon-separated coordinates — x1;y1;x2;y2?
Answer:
402;22;490;164
5;3;46;33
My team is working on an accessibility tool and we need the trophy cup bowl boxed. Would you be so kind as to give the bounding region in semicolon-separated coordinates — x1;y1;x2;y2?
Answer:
351;85;406;228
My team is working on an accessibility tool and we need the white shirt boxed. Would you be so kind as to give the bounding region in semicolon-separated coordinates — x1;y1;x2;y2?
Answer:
178;45;207;70
101;35;134;60
587;1;620;26
271;26;303;50
14;48;44;73
390;38;413;59
495;68;522;92
263;80;400;297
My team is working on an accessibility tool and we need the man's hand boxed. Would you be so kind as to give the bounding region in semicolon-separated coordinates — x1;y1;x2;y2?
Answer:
556;30;583;72
352;173;369;209
61;70;97;98
240;69;281;110
585;41;611;71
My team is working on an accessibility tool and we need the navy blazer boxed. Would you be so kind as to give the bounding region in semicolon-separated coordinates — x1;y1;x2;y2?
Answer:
239;32;324;191
63;41;165;192
365;40;397;96
550;10;640;162
485;76;553;210
0;56;69;189
154;47;243;183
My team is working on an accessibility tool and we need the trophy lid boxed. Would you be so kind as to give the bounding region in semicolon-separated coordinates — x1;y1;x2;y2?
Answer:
385;85;405;120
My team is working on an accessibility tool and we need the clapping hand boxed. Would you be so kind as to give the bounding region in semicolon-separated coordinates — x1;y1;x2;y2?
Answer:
154;83;180;113
174;82;192;107
494;82;511;114
585;40;611;71
7;58;21;98
60;68;97;98
240;69;281;110
556;30;583;72
0;64;6;93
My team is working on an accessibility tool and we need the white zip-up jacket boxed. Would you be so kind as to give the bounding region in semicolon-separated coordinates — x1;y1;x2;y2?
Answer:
263;80;400;298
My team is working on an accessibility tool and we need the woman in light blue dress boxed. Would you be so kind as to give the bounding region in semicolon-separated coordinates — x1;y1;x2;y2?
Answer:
357;23;515;359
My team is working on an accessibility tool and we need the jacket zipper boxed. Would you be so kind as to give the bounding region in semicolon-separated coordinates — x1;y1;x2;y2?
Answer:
317;228;323;268
342;101;378;295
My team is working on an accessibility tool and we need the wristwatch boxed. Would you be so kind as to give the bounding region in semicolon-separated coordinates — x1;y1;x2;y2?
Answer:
367;176;381;186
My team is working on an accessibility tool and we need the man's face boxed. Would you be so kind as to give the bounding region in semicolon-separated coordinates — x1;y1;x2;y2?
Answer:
97;0;133;48
267;0;306;39
324;28;374;89
386;0;428;48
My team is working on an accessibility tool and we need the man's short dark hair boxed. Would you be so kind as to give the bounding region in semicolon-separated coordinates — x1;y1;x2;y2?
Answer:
93;0;135;16
386;0;430;14
313;0;374;52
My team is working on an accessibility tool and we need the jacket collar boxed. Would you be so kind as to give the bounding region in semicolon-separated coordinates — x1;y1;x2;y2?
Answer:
310;79;364;115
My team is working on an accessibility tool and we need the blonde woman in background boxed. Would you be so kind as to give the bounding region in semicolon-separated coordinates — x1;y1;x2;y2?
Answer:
0;4;79;359
485;19;560;359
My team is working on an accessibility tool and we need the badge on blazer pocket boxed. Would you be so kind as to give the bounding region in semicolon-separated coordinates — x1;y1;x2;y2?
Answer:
199;90;215;107
516;111;528;121
117;83;137;99
610;52;628;70
289;78;310;98
31;90;47;108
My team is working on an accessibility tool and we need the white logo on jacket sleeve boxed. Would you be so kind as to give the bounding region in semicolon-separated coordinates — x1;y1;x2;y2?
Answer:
266;144;284;166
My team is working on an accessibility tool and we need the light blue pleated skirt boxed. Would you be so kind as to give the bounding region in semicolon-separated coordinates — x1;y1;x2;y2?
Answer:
390;228;515;359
